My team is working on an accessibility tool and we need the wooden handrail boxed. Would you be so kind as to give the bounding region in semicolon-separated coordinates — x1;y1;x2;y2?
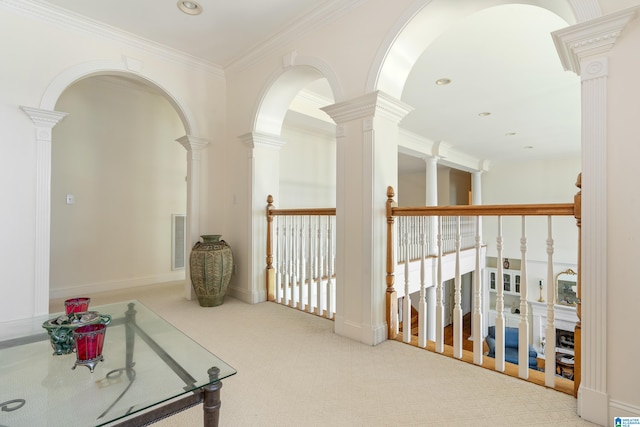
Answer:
391;203;575;217
268;208;336;216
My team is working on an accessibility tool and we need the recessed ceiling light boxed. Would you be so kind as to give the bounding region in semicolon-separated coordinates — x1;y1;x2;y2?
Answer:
478;112;491;117
178;0;202;15
435;78;451;85
505;132;516;136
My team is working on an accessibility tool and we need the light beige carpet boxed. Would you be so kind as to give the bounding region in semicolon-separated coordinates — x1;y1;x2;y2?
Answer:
50;283;597;427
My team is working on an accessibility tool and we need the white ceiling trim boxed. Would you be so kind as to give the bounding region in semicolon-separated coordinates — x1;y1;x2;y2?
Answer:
226;0;367;74
1;0;224;77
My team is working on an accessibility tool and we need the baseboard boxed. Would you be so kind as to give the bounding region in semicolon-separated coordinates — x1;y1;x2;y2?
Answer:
49;273;185;299
578;386;609;426
610;399;640;418
226;285;264;304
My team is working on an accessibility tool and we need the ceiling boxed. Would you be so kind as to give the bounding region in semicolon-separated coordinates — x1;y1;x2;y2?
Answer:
36;0;581;171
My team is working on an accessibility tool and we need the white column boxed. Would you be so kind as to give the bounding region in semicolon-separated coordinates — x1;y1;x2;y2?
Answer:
553;8;637;425
20;107;68;316
322;92;412;345
176;135;210;300
240;132;286;304
471;171;482;205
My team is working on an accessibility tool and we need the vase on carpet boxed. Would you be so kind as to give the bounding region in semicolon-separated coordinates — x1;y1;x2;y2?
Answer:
189;235;234;307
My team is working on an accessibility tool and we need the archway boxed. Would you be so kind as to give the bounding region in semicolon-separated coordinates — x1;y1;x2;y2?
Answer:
50;75;187;298
27;58;206;312
245;56;341;304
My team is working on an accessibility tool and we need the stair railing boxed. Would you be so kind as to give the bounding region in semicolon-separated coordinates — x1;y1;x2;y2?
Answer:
386;179;581;393
266;195;336;319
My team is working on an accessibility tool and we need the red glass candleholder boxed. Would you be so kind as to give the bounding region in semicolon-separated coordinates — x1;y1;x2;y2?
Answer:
72;323;106;372
64;297;91;314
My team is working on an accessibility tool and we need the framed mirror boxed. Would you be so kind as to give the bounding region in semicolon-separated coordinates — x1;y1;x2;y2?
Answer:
556;268;578;306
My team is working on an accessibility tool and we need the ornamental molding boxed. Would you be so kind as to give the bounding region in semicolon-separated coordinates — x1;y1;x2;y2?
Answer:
176;135;210;152
553;6;639;74
20;106;68;130
321;91;413;125
239;132;286;150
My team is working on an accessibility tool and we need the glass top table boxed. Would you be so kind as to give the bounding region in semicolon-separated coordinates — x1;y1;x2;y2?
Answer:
0;300;236;427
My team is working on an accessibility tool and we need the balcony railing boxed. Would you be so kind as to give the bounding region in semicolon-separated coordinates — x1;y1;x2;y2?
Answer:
265;195;336;320
385;179;582;395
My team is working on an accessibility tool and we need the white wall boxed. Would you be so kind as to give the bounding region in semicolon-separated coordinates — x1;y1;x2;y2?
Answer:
50;77;186;297
279;122;336;208
604;4;640;416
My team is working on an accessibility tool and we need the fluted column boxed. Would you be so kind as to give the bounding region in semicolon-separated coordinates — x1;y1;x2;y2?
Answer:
322;91;412;345
176;135;210;300
20;107;68;316
553;7;638;425
241;132;286;304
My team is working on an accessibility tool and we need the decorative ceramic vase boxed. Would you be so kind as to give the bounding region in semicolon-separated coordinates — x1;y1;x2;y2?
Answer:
189;235;233;307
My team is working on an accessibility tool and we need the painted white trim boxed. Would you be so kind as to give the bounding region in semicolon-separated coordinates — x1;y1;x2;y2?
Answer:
0;0;223;76
19;107;68;316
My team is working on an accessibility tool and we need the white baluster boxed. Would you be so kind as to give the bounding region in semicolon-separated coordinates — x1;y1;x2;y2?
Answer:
316;217;322;316
473;216;483;365
327;216;334;319
418;217;427;348
275;218;282;304
307;216;313;314
518;216;530;379
545;216;557;387
495;216;506;372
298;217;305;311
403;218;411;343
436;216;444;353
453;216;463;359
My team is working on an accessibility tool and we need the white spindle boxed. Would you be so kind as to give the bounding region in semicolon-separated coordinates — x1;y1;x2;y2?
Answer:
307;216;313;314
418;217;427;348
298;217;305;311
453;216;463;359
403;218;411;343
326;217;334;319
283;217;290;306
495;216;506;372
436;216;444;353
473;216;483;365
316;216;322;316
275;218;282;304
518;216;530;379
545;216;557;387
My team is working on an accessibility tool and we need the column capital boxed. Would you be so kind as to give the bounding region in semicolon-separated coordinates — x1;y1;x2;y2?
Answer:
176;135;210;152
20;107;68;141
239;132;286;150
321;91;413;125
552;6;638;75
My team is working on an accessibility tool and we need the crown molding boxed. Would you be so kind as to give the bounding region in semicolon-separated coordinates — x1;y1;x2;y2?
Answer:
1;0;225;78
553;5;639;74
322;91;413;125
225;0;366;75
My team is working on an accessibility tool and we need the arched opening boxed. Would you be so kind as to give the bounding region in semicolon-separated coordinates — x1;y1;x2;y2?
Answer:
31;60;203;308
50;75;187;297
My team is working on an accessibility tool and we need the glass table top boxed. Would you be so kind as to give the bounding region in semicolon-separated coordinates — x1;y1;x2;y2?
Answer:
0;300;236;426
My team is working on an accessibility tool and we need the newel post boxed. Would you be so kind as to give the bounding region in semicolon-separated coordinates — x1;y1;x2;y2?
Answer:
574;174;582;396
386;186;398;339
266;195;275;301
